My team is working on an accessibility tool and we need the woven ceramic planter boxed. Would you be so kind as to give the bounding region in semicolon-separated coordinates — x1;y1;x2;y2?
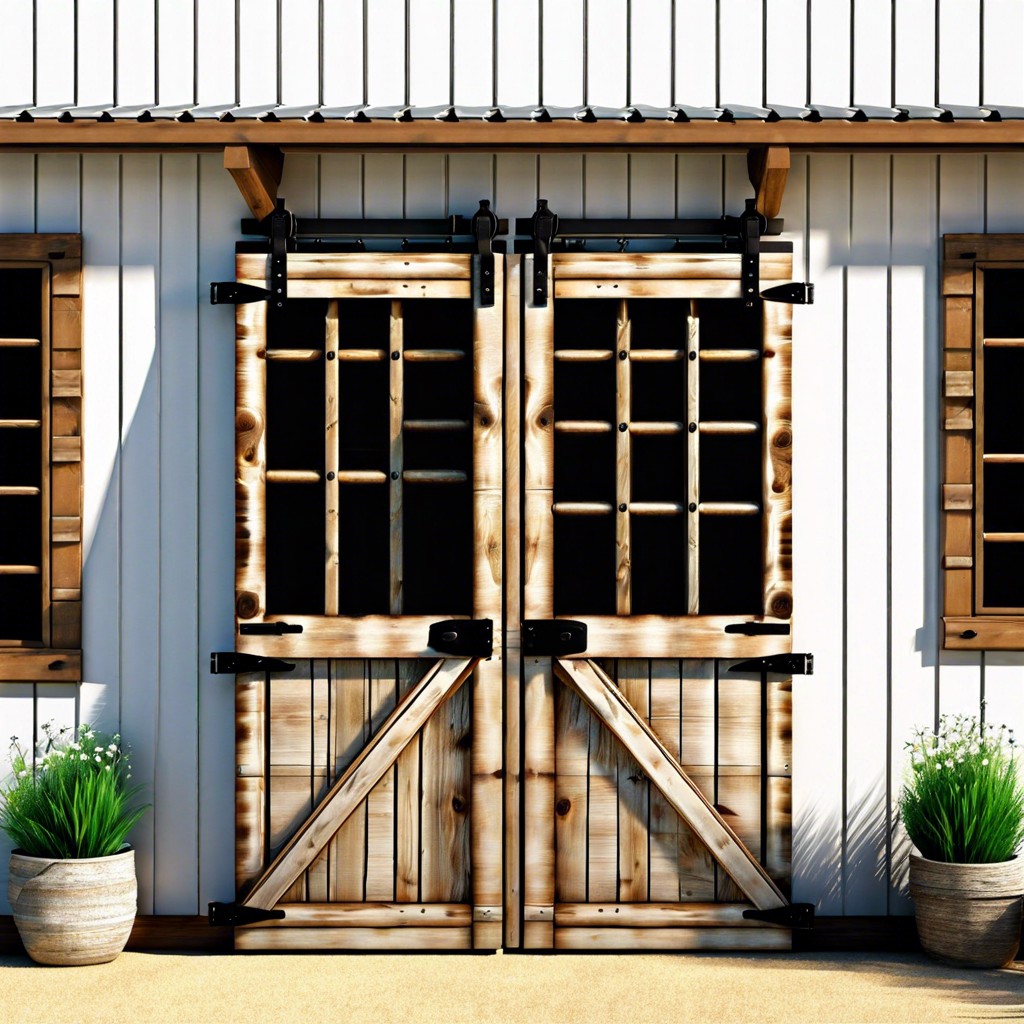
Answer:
909;853;1024;968
8;847;137;966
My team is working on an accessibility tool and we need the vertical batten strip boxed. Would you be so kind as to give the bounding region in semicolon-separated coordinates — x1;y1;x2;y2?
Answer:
324;301;339;615
616;299;631;615
522;254;556;948
471;255;504;950
389;300;403;615
686;302;700;614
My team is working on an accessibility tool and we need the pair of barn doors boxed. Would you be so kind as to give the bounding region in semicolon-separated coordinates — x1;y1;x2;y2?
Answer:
228;246;800;951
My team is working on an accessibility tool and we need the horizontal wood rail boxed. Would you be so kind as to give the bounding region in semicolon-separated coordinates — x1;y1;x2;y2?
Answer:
552;502;614;515
554;420;613;433
0;419;41;428
629;349;685;362
0;486;40;496
629;501;685;515
403;469;467;483
403;348;465;361
630;420;685;435
554;348;614;362
982;453;1024;463
265;469;320;483
982;533;1024;542
336;470;387;484
264;348;321;361
983;338;1024;347
699;420;760;435
402;419;470;432
698;501;761;515
337;348;385;361
701;349;760;362
0;565;41;574
0;338;40;347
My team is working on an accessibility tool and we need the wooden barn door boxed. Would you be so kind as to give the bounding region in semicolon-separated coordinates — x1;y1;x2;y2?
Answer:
517;250;800;951
229;252;504;951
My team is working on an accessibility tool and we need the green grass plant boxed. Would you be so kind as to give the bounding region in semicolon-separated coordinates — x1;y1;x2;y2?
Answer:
900;712;1024;864
1;722;148;859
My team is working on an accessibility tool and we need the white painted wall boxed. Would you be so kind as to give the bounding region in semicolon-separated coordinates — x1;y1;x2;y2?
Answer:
1;1;1022;920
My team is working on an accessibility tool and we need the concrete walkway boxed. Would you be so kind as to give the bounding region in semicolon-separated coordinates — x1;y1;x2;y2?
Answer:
2;950;1023;1024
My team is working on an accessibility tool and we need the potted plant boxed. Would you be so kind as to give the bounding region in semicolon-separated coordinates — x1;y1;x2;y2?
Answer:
901;712;1024;968
1;722;148;965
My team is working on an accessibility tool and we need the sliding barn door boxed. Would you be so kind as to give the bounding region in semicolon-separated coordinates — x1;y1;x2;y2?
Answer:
518;251;797;950
231;253;504;951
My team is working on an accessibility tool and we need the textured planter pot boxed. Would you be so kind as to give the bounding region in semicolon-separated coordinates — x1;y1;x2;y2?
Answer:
909;853;1024;969
8;847;137;966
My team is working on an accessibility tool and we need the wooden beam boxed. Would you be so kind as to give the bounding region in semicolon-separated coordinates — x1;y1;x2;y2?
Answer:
224;144;284;221
747;145;791;219
7;119;1024;150
553;658;787;911
241;657;477;910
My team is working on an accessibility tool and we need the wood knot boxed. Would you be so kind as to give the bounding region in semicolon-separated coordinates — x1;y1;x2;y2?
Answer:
773;429;792;449
770;594;793;618
556;798;571;816
451;796;467;814
236;409;259;433
236;591;260;619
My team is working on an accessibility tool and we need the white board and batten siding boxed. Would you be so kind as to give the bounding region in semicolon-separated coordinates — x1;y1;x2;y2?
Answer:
1;1;1022;921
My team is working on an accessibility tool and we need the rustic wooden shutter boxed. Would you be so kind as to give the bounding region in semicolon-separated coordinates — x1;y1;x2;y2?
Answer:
0;236;82;684
517;249;798;950
231;251;505;950
942;235;1024;649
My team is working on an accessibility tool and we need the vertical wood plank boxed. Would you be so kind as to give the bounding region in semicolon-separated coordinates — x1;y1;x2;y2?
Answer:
36;155;80;232
389;301;404;613
617;660;648;902
584;154;629;218
790;154;848;915
118;154;161;916
0;685;37;915
986;154;1024;233
306;659;331;901
889;154;939;911
649;659;681;901
0;155;36;232
629;155;676;219
504;254;524;947
365;660;397;901
538;156;584;218
198;152;249;909
523;656;554;946
446;154;495;218
395;658;426;902
843;152;891;916
324;301;339;615
155;153;200;913
329;658;368;901
616;300;631;615
982;653;1024;744
687;305;700;613
420;682;472;902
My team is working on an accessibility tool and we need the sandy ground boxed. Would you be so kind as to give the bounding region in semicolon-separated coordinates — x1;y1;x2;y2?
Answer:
3;950;1024;1024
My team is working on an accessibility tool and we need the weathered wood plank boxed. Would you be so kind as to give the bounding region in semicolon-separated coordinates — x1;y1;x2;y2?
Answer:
365;660;398;901
554;774;588;902
324;302;339;615
236;926;473;950
389;301;404;614
616;301;632;615
617;659;648;903
555;659;786;911
224;145;283;221
566;616;793;658
244;903;471;927
552;252;792;280
687;303;700;613
523;656;555;948
244;658;475;911
554;927;790;950
748;145;790;220
554;902;769;927
236;253;472;281
395;659;426;903
472;656;504;947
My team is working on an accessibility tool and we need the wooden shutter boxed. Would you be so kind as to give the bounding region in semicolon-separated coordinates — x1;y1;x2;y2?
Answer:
518;249;797;951
0;236;82;684
231;251;505;951
943;235;1024;648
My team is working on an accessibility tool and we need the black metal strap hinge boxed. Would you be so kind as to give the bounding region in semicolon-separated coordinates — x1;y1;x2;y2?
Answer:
210;652;296;674
210;281;271;305
724;622;791;637
742;903;815;929
208;902;286;927
472;199;499;307
530;199;559;307
762;281;815;304
266;197;296;340
239;622;304;636
522;620;588;657
729;653;814;676
428;619;494;657
739;197;761;309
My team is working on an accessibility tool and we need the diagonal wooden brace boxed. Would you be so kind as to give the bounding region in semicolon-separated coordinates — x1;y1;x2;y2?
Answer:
224;145;284;221
554;657;787;911
242;657;477;911
747;145;791;220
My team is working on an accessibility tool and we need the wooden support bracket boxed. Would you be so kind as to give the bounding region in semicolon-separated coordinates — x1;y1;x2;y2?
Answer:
747;145;790;220
224;145;284;221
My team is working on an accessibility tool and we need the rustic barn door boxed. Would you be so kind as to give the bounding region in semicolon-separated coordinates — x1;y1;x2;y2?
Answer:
516;249;801;950
228;252;505;951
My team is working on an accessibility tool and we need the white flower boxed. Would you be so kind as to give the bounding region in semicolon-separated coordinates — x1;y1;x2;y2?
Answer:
104;765;111;772
84;731;94;740
94;755;102;763
79;753;88;761
983;758;990;766
945;760;954;769
106;750;114;759
70;743;80;751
